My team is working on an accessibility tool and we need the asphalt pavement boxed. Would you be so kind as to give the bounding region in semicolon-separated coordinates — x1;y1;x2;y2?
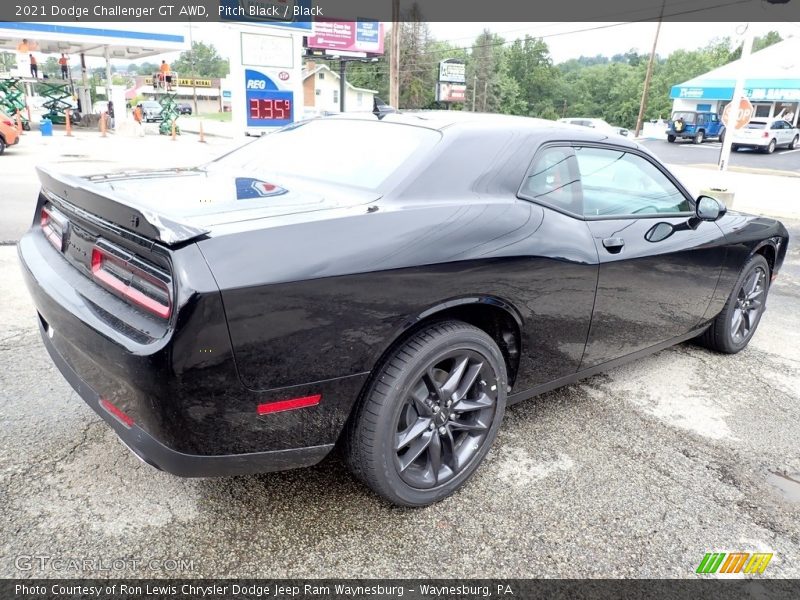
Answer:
1;127;799;579
640;138;800;175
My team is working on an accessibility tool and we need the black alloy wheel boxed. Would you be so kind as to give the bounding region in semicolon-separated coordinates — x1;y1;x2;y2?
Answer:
698;254;770;354
729;265;767;345
394;349;499;489
345;321;507;507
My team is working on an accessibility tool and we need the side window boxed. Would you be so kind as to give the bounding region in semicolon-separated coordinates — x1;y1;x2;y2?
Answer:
519;146;582;214
574;147;691;217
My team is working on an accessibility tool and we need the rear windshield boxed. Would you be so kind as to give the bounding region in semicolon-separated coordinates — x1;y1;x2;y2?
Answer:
209;119;440;191
745;121;767;129
672;112;696;123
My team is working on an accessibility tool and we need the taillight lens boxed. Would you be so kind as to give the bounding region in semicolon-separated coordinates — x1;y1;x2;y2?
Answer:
40;205;67;251
91;245;172;319
763;132;770;138
2;119;13;127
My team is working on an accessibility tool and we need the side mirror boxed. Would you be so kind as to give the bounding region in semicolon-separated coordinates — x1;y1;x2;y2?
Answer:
695;195;726;221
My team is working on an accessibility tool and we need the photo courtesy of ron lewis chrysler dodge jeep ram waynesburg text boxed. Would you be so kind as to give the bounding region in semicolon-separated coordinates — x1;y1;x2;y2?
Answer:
18;113;787;506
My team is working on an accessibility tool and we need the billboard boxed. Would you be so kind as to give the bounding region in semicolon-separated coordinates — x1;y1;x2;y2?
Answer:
439;60;466;84
306;19;384;55
437;83;467;103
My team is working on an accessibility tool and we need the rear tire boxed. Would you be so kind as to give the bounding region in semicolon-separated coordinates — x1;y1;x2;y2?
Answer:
698;254;770;354
345;321;507;507
667;134;676;143
764;139;776;154
0;137;5;155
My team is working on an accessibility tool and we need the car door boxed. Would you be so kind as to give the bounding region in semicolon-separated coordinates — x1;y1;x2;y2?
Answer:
574;144;728;368
774;120;790;145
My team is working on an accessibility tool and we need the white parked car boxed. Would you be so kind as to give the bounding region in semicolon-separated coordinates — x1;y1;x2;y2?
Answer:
731;119;799;154
557;117;629;137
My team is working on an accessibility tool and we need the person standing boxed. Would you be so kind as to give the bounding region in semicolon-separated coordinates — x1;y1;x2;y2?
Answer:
107;100;115;130
58;54;69;80
29;54;38;79
160;60;172;91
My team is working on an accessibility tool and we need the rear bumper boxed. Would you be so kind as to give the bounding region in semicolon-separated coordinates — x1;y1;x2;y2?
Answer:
18;226;366;475
39;321;333;477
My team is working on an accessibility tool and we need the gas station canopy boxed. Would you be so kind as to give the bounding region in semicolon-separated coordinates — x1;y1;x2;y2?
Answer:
0;21;186;59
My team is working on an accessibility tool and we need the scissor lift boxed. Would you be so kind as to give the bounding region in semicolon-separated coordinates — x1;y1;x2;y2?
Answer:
39;81;78;125
0;78;31;130
152;70;180;135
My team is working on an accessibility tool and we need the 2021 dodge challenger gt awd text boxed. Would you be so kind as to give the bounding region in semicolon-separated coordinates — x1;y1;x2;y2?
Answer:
18;113;788;506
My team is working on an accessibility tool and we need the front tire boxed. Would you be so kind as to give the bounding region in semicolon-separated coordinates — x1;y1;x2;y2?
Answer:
698;254;770;354
345;321;507;507
789;135;798;150
694;130;705;144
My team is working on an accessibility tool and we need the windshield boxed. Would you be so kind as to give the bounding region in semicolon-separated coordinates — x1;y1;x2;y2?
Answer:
672;112;696;123
209;118;440;191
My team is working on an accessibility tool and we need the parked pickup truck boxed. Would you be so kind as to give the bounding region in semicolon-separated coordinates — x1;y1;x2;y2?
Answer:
667;111;725;144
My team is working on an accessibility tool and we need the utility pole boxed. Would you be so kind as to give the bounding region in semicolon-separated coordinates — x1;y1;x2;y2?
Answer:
339;59;346;113
718;25;754;172
482;79;488;112
471;75;477;112
188;20;199;116
634;0;665;138
389;0;400;109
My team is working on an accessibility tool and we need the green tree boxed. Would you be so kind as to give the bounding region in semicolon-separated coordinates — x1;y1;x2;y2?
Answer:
171;42;229;79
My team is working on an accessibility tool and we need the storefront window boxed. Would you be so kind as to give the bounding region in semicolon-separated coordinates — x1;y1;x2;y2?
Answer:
754;103;772;118
774;102;798;124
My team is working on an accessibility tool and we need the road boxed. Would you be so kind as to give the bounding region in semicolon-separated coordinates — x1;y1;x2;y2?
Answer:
640;138;800;174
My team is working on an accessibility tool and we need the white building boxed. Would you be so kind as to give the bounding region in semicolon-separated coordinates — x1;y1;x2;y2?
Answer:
670;37;800;127
302;62;377;114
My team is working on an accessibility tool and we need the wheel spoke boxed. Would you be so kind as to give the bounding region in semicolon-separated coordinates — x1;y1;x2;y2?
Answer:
395;417;432;451
731;308;743;338
441;356;469;398
449;418;490;432
745;271;760;295
452;392;493;414
746;288;764;301
422;368;444;402
428;434;442;483
398;431;433;472
454;361;484;401
409;380;434;417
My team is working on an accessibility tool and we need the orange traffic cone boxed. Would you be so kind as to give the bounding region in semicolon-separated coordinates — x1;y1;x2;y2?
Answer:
15;110;23;135
198;120;206;143
100;111;107;137
65;109;73;137
171;120;176;141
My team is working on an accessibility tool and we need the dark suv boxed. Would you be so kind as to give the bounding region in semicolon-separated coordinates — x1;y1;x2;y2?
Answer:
177;103;193;116
667;111;725;144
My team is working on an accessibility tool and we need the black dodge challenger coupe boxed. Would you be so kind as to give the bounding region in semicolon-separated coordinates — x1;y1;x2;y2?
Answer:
18;113;788;506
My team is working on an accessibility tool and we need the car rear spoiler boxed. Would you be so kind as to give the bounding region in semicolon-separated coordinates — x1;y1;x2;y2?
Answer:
36;165;209;246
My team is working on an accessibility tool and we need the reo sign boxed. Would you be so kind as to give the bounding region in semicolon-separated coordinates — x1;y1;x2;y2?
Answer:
723;97;754;129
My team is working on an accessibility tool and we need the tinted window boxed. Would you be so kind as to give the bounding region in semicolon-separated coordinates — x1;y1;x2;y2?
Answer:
672;112;696;123
574;147;691;217
746;121;767;129
519;146;582;214
209;119;440;191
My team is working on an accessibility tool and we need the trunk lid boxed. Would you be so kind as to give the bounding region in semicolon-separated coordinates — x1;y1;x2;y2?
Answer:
37;165;379;245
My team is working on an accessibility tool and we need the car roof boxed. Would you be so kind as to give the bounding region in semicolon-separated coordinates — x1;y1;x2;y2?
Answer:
322;111;639;148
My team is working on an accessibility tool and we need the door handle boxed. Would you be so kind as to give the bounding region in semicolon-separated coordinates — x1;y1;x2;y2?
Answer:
602;237;625;253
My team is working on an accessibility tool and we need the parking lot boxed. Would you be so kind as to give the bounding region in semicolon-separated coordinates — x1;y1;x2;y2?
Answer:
1;130;799;579
641;138;800;174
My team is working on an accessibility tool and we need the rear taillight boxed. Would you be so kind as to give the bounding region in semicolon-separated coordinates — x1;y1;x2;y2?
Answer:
91;245;172;319
763;132;770;138
2;119;13;127
40;205;67;251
